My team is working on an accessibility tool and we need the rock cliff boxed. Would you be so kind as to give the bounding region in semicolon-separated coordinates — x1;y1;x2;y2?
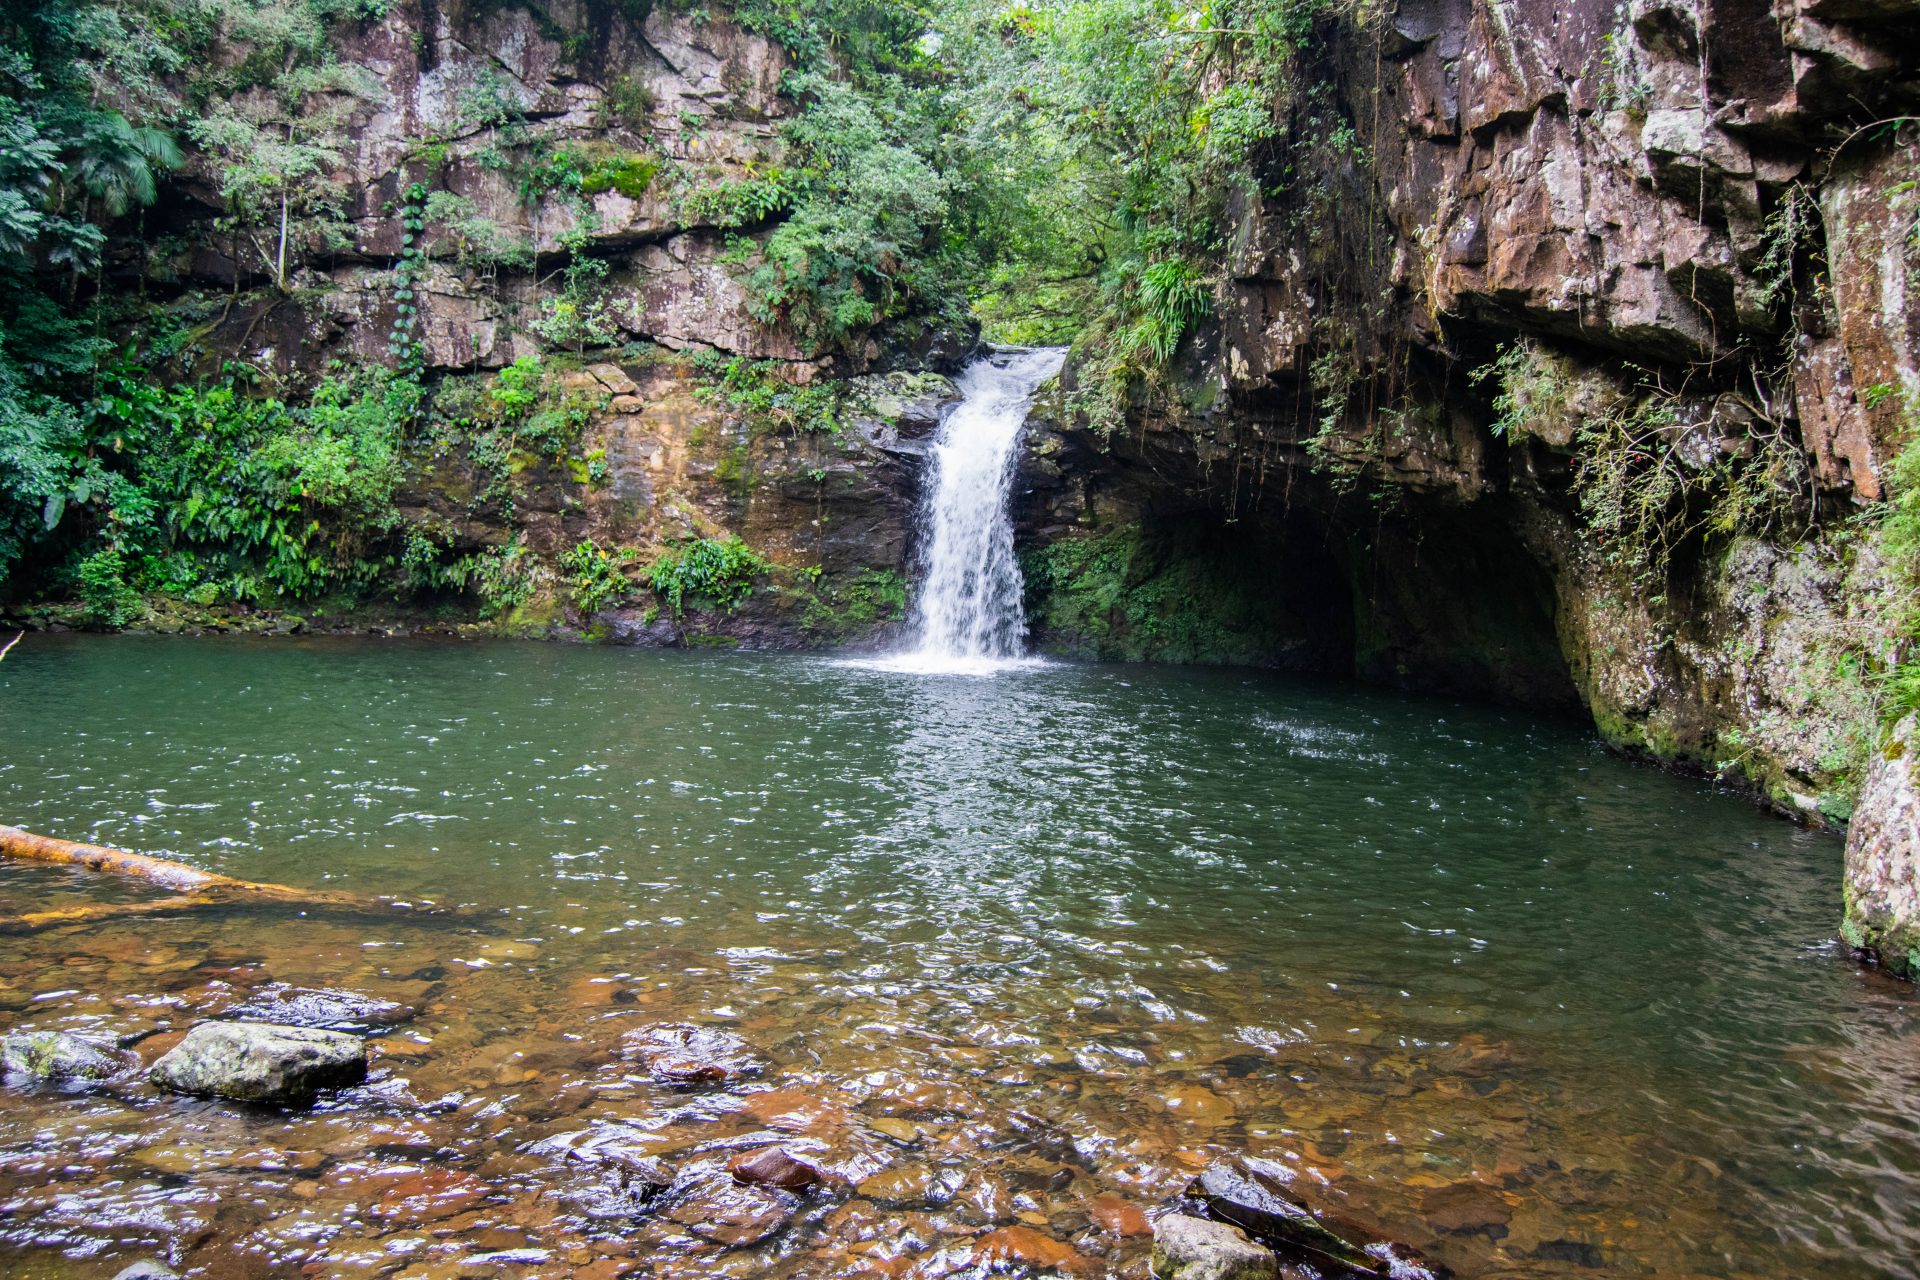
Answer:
1018;0;1916;837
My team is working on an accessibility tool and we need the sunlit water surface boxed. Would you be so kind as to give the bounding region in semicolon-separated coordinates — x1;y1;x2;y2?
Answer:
0;636;1915;1280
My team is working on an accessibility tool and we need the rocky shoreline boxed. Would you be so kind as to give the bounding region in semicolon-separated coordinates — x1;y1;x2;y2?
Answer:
4;987;1447;1280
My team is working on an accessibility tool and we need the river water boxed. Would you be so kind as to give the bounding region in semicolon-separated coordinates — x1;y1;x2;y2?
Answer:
0;636;1915;1279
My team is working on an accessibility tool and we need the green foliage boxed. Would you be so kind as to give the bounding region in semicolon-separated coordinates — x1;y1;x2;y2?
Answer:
560;537;633;614
1470;339;1571;441
579;153;661;198
1879;428;1920;721
389;181;428;373
691;350;848;436
75;545;139;624
646;534;767;617
1476;340;1810;591
798;565;907;634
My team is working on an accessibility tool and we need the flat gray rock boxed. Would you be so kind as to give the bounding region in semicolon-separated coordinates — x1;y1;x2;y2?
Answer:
1151;1213;1278;1280
149;1021;366;1104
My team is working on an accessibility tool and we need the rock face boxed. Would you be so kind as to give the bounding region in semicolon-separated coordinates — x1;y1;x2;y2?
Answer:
148;1022;368;1104
170;2;811;378
1844;716;1920;977
1018;0;1917;844
1151;1214;1279;1280
1;1030;133;1082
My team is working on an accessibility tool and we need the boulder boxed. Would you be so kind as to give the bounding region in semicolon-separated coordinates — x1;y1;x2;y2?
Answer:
728;1145;823;1191
1844;714;1920;979
1151;1214;1279;1280
1188;1159;1447;1278
148;1021;366;1103
619;1022;766;1084
1190;1160;1376;1271
2;1030;133;1081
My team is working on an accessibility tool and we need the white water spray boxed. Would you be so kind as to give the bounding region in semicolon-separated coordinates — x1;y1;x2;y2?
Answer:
884;345;1065;675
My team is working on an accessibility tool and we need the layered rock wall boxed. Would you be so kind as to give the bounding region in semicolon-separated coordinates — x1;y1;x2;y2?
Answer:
1019;0;1918;831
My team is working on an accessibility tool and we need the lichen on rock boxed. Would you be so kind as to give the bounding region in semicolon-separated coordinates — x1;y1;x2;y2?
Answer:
1843;715;1920;979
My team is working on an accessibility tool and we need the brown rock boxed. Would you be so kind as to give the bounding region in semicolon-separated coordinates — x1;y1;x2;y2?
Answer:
728;1145;823;1191
1089;1194;1153;1237
667;1177;794;1246
371;1168;493;1224
974;1225;1088;1272
1844;714;1920;979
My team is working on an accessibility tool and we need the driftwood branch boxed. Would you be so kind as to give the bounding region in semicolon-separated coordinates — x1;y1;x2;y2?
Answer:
0;823;464;932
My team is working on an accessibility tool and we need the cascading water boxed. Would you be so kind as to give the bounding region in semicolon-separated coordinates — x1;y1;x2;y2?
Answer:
889;345;1066;674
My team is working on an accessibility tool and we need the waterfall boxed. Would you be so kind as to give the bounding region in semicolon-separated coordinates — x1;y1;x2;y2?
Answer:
891;345;1065;674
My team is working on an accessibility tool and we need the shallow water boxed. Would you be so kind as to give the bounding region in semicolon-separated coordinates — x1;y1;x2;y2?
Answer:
0;635;1915;1280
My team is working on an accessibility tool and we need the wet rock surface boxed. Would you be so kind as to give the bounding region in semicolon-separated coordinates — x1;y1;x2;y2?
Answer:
147;1020;368;1103
221;983;414;1033
1151;1214;1279;1280
729;1144;825;1191
2;1029;133;1082
1844;714;1920;978
620;1021;768;1084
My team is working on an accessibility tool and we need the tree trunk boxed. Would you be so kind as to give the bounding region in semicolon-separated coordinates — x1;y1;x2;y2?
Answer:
0;823;466;932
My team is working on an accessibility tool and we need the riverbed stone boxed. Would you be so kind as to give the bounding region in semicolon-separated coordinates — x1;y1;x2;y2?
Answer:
728;1145;823;1191
619;1022;765;1084
2;1029;134;1081
110;1263;180;1280
666;1175;794;1246
1844;714;1920;979
1188;1159;1376;1271
148;1021;367;1103
222;984;414;1033
1151;1214;1278;1280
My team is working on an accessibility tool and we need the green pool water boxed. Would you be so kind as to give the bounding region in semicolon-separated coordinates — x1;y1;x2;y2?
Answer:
0;634;1914;1280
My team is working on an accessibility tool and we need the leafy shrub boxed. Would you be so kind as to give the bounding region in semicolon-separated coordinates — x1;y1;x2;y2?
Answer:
691;350;847;436
75;546;139;625
561;537;633;615
646;535;767;617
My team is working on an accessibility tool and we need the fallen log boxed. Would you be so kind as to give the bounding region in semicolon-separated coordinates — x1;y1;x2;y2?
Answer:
0;823;461;932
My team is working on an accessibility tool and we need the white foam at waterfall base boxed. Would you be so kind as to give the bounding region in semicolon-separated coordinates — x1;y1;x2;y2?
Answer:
862;345;1066;677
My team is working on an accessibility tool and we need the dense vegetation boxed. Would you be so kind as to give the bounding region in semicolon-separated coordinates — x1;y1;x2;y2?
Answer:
0;0;1352;624
3;0;1916;777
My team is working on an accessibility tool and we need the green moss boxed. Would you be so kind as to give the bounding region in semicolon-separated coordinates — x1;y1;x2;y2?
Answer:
579;154;662;199
1021;523;1293;665
796;566;908;637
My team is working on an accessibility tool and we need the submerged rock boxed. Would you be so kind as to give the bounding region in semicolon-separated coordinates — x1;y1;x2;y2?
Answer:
2;1029;133;1082
1151;1213;1278;1280
222;984;413;1033
728;1145;823;1191
148;1021;366;1103
110;1263;180;1280
666;1175;794;1246
1188;1159;1446;1279
1191;1160;1373;1268
1844;714;1920;980
620;1022;766;1084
